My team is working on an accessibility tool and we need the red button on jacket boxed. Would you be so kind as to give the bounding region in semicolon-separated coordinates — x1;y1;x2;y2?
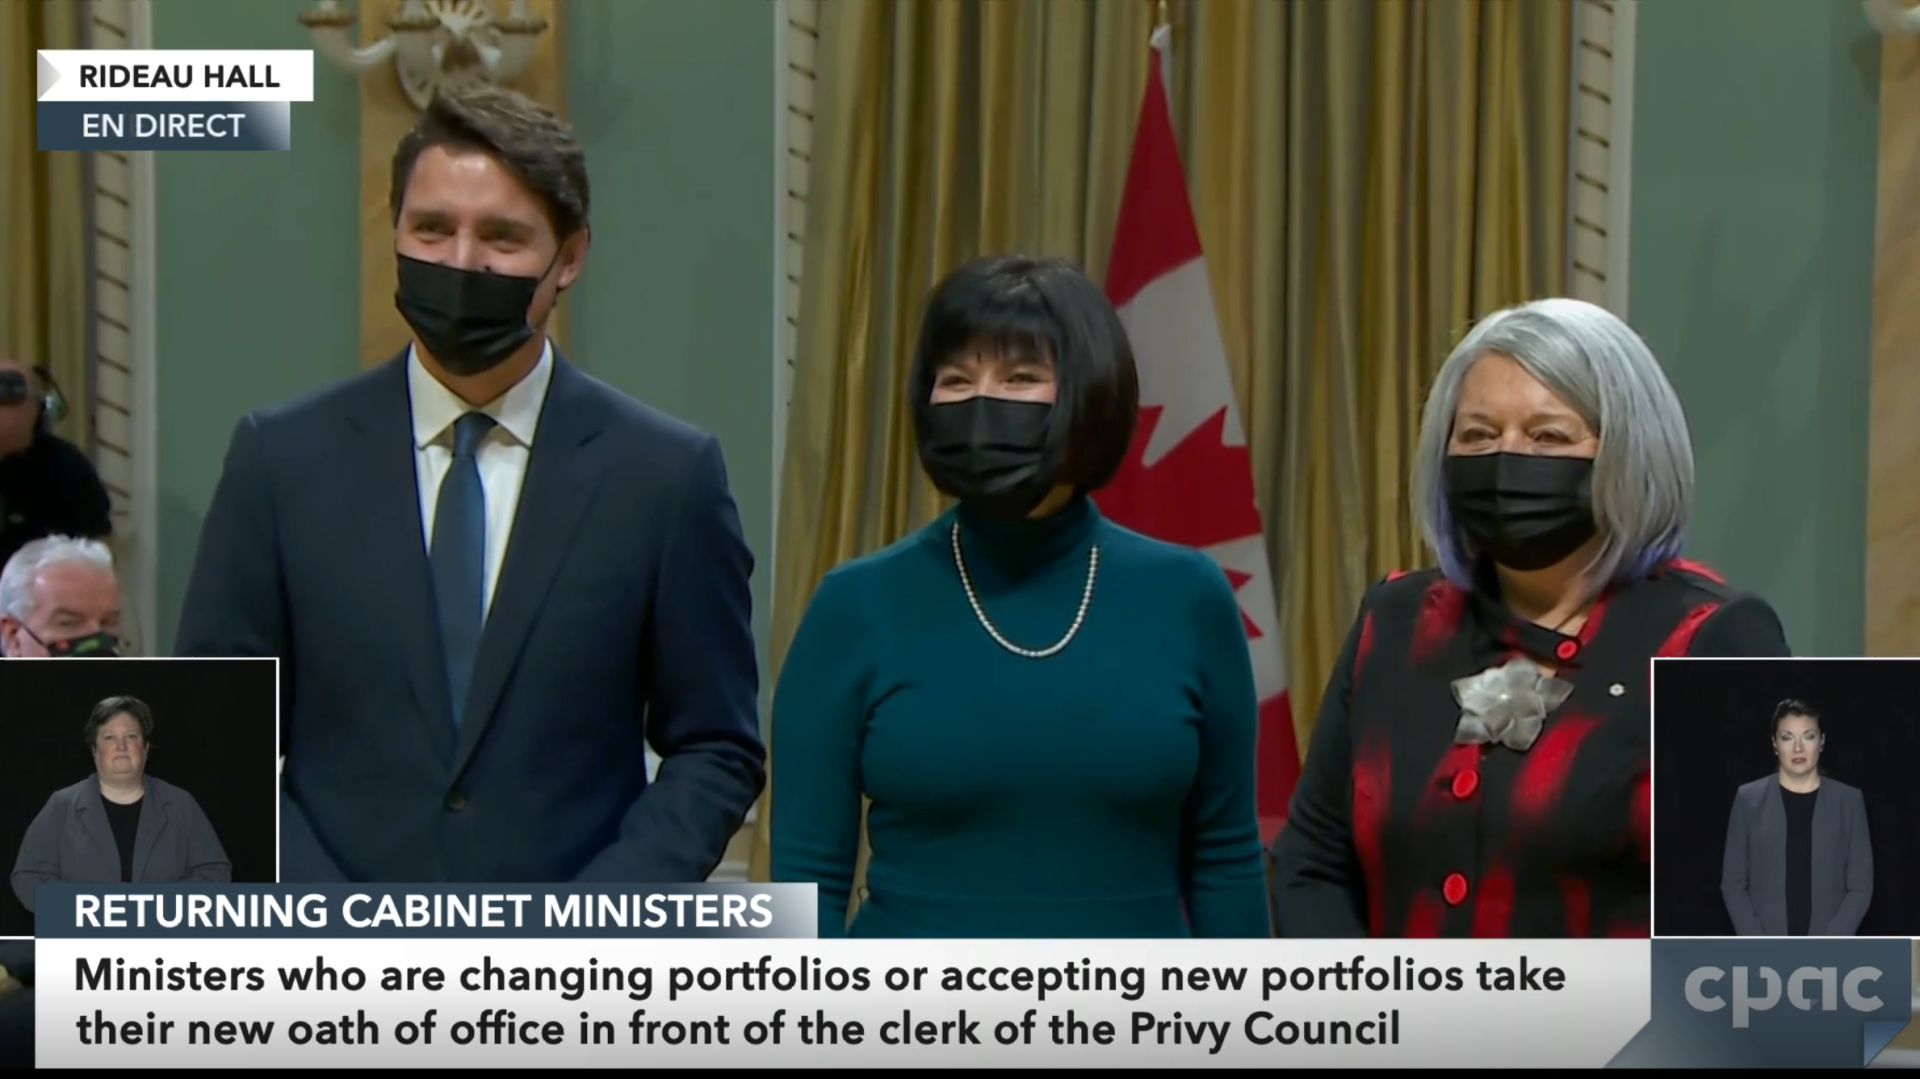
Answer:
1451;769;1479;800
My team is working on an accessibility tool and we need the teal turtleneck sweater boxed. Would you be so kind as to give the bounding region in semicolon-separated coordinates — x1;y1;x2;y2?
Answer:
770;496;1270;938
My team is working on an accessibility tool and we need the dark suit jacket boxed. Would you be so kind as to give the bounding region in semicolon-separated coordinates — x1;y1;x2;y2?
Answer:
0;428;115;574
1721;775;1871;936
174;350;765;883
9;775;230;911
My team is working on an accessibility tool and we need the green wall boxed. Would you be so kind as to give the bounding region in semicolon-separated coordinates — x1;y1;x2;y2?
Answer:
152;3;360;652
564;0;776;701
1628;0;1880;656
151;1;777;700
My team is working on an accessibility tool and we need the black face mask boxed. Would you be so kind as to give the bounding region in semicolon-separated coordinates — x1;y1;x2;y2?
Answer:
394;252;555;378
1444;452;1598;572
22;628;121;658
920;396;1058;521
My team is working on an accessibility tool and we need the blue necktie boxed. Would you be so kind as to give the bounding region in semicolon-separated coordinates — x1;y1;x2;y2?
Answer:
431;411;496;728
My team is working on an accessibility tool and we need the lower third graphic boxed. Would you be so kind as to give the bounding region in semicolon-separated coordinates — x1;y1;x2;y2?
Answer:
1609;938;1914;1068
36;101;292;152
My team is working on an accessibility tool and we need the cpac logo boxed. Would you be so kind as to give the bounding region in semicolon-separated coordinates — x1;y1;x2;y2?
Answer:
1684;966;1884;1029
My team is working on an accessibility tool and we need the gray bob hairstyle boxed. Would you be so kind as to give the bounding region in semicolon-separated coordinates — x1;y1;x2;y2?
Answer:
1410;297;1694;597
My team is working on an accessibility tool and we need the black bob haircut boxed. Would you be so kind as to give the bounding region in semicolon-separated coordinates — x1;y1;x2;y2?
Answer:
908;254;1140;494
1771;698;1821;736
84;695;153;749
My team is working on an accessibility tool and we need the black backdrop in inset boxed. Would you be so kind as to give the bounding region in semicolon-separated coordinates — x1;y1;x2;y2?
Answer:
1652;658;1920;937
0;659;277;936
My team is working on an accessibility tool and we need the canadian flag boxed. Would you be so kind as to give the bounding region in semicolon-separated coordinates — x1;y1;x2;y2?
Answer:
1093;28;1296;841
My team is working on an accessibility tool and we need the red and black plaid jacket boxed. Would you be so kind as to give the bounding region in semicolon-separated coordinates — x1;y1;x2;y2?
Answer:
1269;560;1790;938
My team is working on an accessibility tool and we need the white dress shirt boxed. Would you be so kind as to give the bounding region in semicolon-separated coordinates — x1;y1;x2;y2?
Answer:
407;341;554;618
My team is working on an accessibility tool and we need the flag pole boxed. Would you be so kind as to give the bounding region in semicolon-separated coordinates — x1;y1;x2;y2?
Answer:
1102;0;1300;832
1151;0;1173;108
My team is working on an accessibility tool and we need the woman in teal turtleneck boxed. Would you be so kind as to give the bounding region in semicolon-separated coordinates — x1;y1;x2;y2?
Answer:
770;254;1270;939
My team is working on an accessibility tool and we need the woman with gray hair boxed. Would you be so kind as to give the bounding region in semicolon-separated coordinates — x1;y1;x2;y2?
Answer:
1269;297;1789;939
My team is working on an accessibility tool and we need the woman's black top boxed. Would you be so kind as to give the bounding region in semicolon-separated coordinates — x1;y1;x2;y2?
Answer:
101;797;141;884
1782;786;1818;937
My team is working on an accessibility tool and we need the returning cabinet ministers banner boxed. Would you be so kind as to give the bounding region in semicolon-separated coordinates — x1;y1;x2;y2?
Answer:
22;885;1912;1068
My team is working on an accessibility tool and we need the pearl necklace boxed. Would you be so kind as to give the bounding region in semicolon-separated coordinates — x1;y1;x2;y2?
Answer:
950;521;1099;659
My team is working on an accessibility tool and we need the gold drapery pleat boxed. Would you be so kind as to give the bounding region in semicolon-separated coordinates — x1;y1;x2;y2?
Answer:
0;0;89;449
750;0;1570;888
1263;0;1571;740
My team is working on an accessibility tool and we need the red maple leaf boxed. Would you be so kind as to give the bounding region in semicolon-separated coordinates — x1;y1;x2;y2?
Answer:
1094;404;1265;552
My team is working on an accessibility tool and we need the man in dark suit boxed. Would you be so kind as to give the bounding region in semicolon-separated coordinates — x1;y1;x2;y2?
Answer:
176;86;765;883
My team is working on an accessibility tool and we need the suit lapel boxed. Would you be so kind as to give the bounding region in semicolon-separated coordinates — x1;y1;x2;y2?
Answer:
347;355;456;761
1809;784;1836;915
77;789;115;875
452;356;609;776
1759;784;1786;915
131;789;168;882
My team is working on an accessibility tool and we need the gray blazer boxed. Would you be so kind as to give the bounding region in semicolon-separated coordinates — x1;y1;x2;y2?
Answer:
9;775;231;912
1721;775;1871;936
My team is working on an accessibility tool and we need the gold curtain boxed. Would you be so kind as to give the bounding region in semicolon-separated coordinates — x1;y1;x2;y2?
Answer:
0;0;88;449
750;0;1571;887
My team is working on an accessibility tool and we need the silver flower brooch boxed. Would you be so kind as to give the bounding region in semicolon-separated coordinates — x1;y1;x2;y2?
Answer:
1451;657;1575;752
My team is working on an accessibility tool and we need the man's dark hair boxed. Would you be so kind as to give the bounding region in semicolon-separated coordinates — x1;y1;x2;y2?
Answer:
84;695;152;748
908;254;1140;495
389;85;590;240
